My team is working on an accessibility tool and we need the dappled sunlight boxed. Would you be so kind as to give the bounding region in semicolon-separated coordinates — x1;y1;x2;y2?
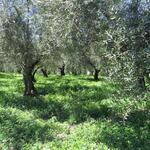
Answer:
0;0;150;149
0;106;62;149
0;73;149;149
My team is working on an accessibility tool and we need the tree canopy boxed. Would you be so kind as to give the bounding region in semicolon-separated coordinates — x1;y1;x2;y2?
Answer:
0;0;149;95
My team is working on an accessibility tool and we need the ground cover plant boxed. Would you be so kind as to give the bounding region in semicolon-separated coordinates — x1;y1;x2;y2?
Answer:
0;73;149;150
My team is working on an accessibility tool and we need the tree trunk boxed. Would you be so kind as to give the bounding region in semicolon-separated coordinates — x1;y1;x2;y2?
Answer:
32;74;36;83
23;60;40;96
144;69;150;83
23;69;38;96
32;68;48;83
134;57;146;91
59;64;65;76
137;75;146;91
41;68;48;77
94;69;100;81
32;68;38;83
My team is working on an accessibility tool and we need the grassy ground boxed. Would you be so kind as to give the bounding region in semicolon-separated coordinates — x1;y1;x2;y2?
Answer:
0;73;149;150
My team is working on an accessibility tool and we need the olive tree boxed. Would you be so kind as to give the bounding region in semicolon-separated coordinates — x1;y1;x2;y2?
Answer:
106;0;150;92
69;0;113;80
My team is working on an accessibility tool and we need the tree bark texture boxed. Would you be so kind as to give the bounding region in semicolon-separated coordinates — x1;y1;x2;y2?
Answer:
23;60;39;96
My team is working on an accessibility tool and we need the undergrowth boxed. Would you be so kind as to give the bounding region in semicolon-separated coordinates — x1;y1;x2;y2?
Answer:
0;73;149;150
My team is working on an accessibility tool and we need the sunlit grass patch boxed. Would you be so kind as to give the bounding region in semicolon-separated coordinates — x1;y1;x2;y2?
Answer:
0;73;149;149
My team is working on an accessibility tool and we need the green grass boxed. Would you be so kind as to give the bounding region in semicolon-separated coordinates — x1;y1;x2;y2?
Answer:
0;72;149;150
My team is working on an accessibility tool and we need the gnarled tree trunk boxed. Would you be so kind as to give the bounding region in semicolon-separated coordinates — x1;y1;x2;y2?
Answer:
23;68;37;96
23;60;39;96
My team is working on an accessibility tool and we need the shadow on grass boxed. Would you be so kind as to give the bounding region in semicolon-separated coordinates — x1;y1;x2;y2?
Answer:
0;106;56;150
1;95;69;121
0;73;118;124
96;109;150;150
0;74;149;149
127;109;150;127
1;78;115;123
37;77;115;96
